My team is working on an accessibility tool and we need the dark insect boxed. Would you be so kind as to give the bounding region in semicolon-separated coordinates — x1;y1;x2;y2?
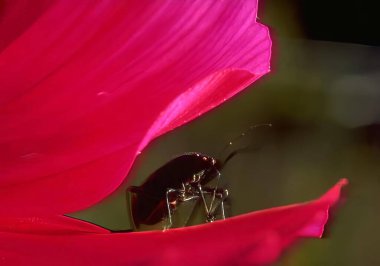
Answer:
127;124;271;231
127;153;228;230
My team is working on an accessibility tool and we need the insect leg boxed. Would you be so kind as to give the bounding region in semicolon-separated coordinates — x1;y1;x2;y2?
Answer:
220;199;225;219
208;169;221;214
219;189;229;219
164;188;175;229
202;187;229;220
197;183;210;216
165;188;180;230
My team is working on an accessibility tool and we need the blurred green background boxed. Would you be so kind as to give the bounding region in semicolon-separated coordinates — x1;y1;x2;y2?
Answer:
72;1;380;265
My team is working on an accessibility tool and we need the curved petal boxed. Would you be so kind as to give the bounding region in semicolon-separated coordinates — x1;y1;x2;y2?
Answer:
0;0;271;215
0;179;347;265
0;216;108;235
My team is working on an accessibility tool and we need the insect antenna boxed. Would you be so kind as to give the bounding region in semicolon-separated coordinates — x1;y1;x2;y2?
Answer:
205;123;272;223
218;123;272;169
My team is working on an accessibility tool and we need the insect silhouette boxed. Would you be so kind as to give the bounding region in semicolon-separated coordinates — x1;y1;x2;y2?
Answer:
127;124;272;231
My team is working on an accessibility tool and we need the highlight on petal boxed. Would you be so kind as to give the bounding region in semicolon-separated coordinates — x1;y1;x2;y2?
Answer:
0;180;347;265
0;0;271;216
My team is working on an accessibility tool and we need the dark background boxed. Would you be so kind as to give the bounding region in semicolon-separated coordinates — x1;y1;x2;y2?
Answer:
260;0;379;46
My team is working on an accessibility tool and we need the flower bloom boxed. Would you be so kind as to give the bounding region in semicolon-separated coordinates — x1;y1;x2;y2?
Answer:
0;0;347;265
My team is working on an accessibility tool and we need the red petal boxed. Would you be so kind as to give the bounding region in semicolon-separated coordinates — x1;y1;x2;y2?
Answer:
0;1;271;215
0;216;108;235
0;179;347;265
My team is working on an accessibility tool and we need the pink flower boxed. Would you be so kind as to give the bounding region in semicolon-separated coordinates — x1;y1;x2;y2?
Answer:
0;179;347;265
0;0;347;265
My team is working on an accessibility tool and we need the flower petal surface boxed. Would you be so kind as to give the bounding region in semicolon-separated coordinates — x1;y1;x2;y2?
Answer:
0;179;347;265
0;0;271;215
